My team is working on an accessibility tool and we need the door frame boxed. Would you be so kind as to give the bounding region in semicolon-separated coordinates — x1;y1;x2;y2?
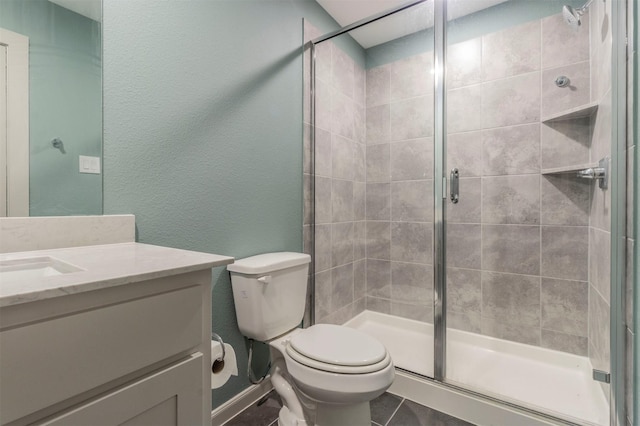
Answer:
0;27;29;217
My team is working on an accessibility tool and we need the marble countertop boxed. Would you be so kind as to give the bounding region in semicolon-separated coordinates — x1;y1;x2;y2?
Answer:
0;243;234;307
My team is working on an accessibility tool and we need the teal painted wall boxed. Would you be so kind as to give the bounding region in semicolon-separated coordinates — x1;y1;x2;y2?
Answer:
102;0;358;409
0;0;102;216
366;0;585;69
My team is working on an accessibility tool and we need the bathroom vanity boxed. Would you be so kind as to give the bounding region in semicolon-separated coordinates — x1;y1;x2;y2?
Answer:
0;242;233;425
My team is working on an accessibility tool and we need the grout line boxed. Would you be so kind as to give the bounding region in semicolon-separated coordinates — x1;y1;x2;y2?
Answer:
384;397;406;426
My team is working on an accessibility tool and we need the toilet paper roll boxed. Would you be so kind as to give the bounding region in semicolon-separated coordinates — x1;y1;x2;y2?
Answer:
211;341;238;389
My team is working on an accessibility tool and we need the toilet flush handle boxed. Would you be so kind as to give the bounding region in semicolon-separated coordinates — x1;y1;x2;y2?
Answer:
258;275;271;285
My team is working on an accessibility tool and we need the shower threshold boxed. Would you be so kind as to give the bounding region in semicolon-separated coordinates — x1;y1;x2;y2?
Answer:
344;311;608;426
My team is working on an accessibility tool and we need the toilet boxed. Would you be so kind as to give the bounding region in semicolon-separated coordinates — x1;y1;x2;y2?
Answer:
228;252;394;426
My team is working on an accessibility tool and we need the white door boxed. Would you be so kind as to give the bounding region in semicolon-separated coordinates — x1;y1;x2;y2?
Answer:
0;28;29;217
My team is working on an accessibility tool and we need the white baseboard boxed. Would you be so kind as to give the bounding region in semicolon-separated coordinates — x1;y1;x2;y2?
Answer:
211;378;273;426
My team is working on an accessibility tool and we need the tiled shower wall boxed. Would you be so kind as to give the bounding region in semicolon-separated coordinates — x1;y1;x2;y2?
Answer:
303;22;368;325
305;10;619;359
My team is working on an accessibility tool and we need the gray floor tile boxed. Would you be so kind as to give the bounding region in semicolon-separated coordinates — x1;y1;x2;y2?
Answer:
225;391;281;426
370;392;403;425
387;399;474;426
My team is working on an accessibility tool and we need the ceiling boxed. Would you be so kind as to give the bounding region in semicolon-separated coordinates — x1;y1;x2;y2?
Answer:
315;0;509;48
49;0;101;22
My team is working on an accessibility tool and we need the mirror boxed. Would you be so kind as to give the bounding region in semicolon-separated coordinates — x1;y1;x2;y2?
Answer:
0;0;102;217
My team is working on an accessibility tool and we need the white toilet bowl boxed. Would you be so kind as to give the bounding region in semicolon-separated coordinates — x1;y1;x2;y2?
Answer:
269;324;394;425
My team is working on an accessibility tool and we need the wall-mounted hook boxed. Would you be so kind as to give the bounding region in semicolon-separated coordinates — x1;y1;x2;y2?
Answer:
51;138;66;154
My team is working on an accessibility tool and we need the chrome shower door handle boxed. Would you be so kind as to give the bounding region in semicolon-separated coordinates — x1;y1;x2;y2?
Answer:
450;168;459;204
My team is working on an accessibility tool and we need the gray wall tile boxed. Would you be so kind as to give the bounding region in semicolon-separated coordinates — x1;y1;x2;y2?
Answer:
315;79;331;131
367;259;391;298
482;225;540;275
332;263;354;310
391;180;433;222
332;134;354;180
331;89;356;140
590;178;612;232
367;143;391;182
390;95;434;140
541;226;589;281
332;179;354;222
315;126;332;177
541;175;590;225
481;317;540;346
366;183;390;220
354;259;366;301
482;271;540;327
447;178;481;224
541;12;590;70
482;124;540;175
353;182;366;221
390;52;433;101
482;72;541;128
366;105;390;145
541;329;588;356
589;227;611;303
391;138;433;181
354;143;366;182
391;261;433;304
482;20;541;81
366;296;391;314
366;65;390;107
354;221;366;261
447;38;482;89
315;176;332;224
448;311;481;333
447;267;481;316
315;270;331;319
447;224;482;269
391;301;432;323
315;224;331;272
367;221;391;260
541;61;590;118
448;131;483;177
447;84;483;133
332;44;354;99
332;222;354;267
482;175;540;225
391;222;433;264
541;278;588;336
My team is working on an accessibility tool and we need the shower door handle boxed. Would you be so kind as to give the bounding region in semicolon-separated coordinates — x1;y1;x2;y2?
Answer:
450;168;459;204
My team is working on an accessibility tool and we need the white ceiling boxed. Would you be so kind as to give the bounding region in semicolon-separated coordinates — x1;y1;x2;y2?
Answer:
315;0;509;48
49;0;101;22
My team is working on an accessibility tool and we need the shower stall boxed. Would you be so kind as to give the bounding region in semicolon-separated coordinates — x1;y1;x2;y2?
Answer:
302;0;630;425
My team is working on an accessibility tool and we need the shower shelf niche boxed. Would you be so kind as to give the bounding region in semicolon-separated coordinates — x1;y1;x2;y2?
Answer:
541;101;598;123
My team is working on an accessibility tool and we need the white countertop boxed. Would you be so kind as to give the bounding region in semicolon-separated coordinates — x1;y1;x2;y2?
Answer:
0;243;234;307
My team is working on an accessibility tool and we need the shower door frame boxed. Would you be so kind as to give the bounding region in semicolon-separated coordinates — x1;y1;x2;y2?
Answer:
307;0;629;424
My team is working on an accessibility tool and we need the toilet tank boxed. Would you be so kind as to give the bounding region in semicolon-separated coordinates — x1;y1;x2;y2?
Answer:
227;252;311;341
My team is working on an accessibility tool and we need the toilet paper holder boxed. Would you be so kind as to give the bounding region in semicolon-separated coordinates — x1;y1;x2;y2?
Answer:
211;332;226;362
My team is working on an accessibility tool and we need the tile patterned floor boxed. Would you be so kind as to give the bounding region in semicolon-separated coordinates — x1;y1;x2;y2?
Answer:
224;391;474;426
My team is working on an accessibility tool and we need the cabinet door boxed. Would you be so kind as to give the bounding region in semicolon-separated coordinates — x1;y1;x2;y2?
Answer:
41;354;204;426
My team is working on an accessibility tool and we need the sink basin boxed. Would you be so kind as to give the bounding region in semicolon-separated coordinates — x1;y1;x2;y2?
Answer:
0;257;84;282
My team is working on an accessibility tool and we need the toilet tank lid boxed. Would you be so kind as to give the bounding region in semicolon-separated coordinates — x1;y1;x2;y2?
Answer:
227;252;310;275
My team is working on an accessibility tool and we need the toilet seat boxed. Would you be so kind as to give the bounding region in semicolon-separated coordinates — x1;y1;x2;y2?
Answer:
285;324;391;374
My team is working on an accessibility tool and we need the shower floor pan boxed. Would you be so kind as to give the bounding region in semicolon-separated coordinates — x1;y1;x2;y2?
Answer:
344;311;608;426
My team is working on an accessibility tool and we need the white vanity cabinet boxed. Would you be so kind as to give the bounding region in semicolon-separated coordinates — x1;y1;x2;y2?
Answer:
0;243;234;426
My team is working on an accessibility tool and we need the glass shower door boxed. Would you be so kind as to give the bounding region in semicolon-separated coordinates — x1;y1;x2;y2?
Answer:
443;1;611;424
308;0;437;379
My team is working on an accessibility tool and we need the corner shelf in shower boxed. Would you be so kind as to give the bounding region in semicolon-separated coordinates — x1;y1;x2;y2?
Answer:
541;101;598;123
541;162;597;175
